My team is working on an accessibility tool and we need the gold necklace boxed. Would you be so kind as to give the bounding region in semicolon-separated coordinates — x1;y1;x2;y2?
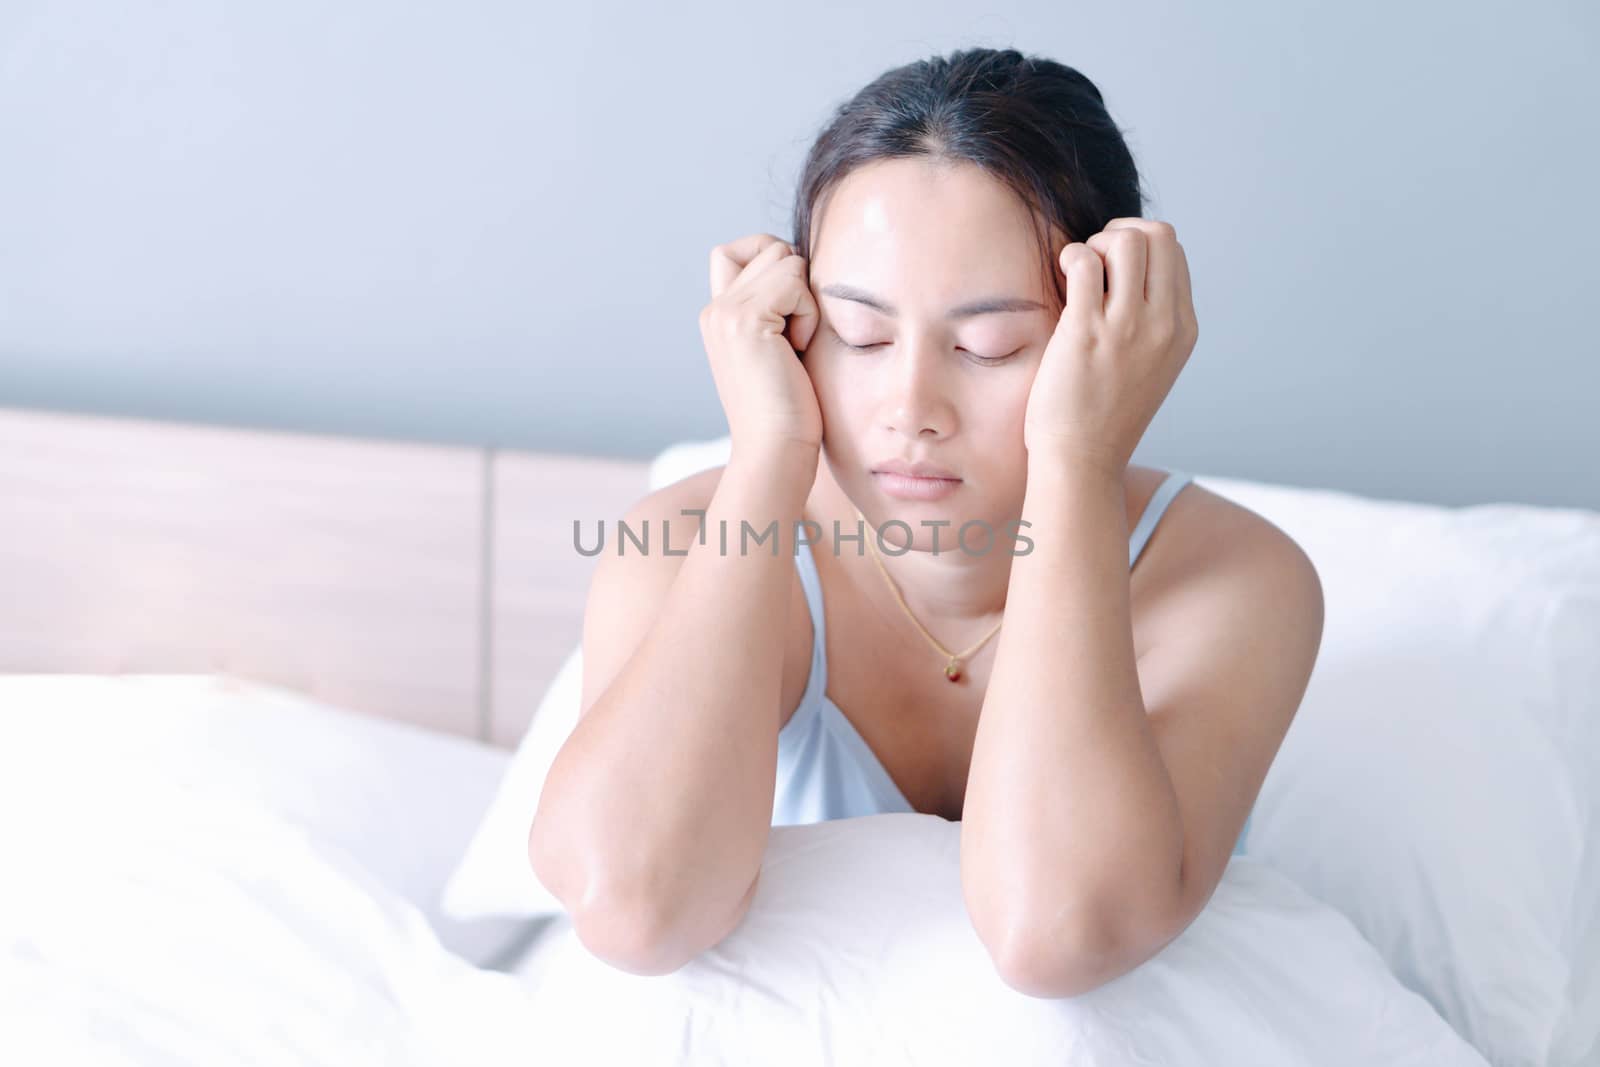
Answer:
855;506;1004;683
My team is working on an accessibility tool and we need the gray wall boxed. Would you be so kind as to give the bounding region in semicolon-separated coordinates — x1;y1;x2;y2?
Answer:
2;1;1595;509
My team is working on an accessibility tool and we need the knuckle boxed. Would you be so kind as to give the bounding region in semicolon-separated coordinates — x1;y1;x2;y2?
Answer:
710;302;756;336
1060;315;1095;343
701;298;738;333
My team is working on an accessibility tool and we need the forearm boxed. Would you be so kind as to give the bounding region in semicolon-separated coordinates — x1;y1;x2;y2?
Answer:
535;441;816;970
961;458;1183;970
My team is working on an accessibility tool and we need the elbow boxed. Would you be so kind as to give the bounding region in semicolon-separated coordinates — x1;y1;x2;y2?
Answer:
527;808;580;914
966;864;1179;999
527;816;693;975
531;820;738;976
570;871;763;978
980;907;1131;1000
570;893;698;976
990;943;1111;1000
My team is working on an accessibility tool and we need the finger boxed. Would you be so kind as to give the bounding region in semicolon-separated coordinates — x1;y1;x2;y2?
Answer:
1058;242;1105;334
1172;239;1194;329
1103;219;1177;313
1087;227;1147;319
728;238;793;298
745;255;818;353
724;232;786;268
710;247;741;300
709;234;786;298
781;260;820;354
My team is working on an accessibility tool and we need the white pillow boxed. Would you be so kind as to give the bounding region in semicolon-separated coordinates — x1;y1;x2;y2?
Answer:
444;436;1600;1067
529;813;1491;1066
442;644;584;918
1183;475;1600;1067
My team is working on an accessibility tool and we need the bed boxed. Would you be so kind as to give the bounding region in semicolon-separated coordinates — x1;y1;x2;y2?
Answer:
2;404;1596;1066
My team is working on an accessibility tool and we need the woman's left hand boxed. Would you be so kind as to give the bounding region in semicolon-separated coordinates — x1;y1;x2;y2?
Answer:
1023;218;1199;478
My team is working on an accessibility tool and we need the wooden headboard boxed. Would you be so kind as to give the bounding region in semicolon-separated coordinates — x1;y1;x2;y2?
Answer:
0;405;653;747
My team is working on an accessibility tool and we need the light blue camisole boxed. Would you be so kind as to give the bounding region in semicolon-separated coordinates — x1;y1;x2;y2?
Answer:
771;469;1254;858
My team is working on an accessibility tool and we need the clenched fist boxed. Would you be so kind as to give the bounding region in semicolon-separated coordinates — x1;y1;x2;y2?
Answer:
1023;219;1199;477
699;234;825;454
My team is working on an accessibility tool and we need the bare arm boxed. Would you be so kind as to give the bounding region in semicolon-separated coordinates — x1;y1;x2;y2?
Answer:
528;438;817;975
961;460;1182;991
961;460;1320;998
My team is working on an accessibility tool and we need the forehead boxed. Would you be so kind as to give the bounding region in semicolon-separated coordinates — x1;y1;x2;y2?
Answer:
809;157;1049;302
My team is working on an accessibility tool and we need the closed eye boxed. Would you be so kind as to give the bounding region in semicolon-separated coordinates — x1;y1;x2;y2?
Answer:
835;329;1019;366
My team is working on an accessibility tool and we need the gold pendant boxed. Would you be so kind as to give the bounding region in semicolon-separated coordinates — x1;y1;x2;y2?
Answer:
945;658;962;682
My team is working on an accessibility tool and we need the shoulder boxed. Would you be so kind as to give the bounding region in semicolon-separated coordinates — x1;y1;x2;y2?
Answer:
601;463;732;559
1130;469;1324;649
1131;466;1317;577
589;461;732;599
634;463;727;523
577;463;733;713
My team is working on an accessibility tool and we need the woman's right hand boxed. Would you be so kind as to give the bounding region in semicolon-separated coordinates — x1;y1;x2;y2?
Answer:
699;234;823;454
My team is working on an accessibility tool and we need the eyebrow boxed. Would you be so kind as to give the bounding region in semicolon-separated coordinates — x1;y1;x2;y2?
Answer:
816;283;1045;320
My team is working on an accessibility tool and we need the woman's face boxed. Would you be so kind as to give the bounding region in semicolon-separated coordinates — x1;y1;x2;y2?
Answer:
803;156;1063;550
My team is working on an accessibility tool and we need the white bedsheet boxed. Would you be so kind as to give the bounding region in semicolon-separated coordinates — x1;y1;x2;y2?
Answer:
0;673;531;966
0;674;1495;1064
1;767;541;1066
0;774;1490;1066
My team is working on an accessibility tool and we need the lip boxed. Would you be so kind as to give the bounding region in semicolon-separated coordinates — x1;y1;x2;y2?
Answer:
872;458;960;479
872;470;963;501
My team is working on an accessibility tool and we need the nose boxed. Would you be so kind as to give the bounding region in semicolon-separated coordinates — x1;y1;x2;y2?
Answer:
881;338;954;439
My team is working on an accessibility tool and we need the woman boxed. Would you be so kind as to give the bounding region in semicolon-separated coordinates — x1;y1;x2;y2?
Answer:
530;47;1324;998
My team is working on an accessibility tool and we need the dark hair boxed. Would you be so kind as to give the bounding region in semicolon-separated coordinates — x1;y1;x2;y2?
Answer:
790;47;1146;313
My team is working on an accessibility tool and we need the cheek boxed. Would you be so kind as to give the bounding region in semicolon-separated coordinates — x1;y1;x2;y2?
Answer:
976;371;1036;429
1009;368;1037;413
972;378;1035;475
808;352;865;415
805;359;857;445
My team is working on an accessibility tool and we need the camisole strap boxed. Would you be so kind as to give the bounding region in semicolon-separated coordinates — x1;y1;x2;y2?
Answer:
1129;470;1194;569
793;536;829;709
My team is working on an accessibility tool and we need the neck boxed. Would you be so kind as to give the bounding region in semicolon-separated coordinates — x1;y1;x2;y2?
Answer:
808;472;1014;634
